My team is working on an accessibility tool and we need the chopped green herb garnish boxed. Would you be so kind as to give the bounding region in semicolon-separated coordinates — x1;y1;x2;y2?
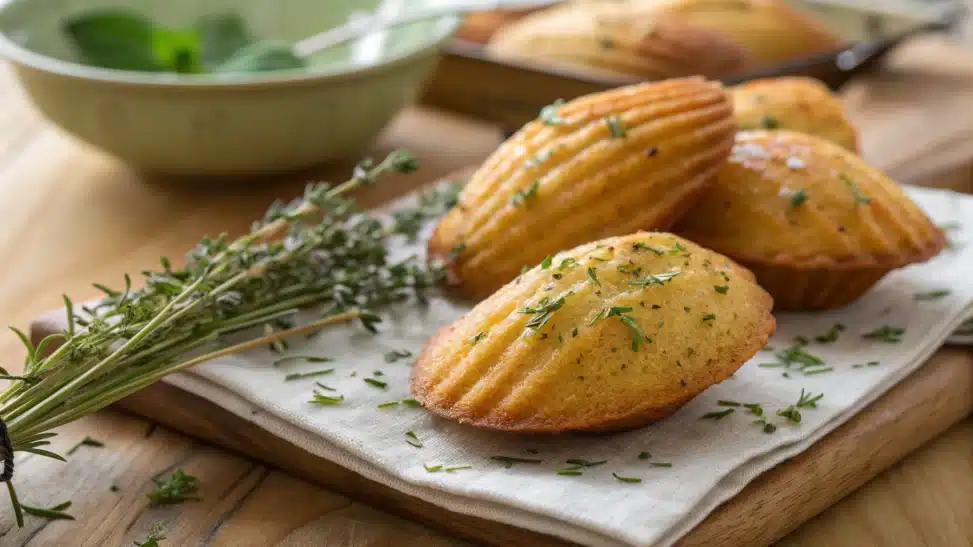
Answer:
558;257;578;270
802;366;834;376
814;323;846;343
862;325;905;343
650;462;673;468
589;308;607;326
714;285;729;294
512;180;541;206
273;355;333;367
619;314;648;352
571;327;579;338
147;470;200;505
775;343;824;367
134;522;166;547
471;331;487;344
315;382;335;391
915;290;951;300
490;455;543;468
852;363;865;369
630;270;681;287
541;255;553;269
701;408;735;420
587;266;600;286
797;389;823;408
449;242;466;261
377;401;399;409
445;465;472;472
789;189;808;208
669;242;687;255
539;99;565;125
633;242;665;255
402;398;422;407
309;392;344;405
284;369;334;381
405;430;423;448
717;400;741;407
557;469;584;476
776;407;801;423
867;361;880;367
521;296;566;330
702;313;716;322
67;436;104;455
638;451;651;460
565;459;606;468
841;174;871;205
760;114;779;129
612;472;642;483
364;377;387;389
605;115;626;138
424;463;443;473
21;501;74;521
743;403;764;417
384;349;412;363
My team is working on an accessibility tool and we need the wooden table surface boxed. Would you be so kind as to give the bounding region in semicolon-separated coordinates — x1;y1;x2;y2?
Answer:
1;37;972;546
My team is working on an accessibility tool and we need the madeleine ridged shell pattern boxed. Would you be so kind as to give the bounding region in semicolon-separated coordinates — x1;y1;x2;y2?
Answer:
676;130;945;309
730;77;859;152
428;77;735;298
412;232;776;433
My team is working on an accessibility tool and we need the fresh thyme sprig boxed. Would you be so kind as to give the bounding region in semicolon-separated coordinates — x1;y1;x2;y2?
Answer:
147;470;200;505
0;150;450;526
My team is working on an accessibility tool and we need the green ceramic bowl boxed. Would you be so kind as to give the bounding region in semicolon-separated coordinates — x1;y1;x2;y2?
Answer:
0;0;459;174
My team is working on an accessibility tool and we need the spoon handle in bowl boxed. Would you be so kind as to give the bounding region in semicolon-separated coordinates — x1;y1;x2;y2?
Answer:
293;0;560;56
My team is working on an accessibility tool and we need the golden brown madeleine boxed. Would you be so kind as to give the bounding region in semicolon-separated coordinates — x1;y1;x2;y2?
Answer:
676;130;946;310
651;0;845;66
486;1;753;79
428;77;735;298
412;232;775;433
731;77;859;152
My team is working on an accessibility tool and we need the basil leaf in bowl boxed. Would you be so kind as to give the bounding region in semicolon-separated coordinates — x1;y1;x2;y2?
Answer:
64;9;165;71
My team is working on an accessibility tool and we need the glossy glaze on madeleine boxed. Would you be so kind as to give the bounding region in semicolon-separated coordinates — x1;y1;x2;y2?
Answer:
429;77;735;298
413;232;775;433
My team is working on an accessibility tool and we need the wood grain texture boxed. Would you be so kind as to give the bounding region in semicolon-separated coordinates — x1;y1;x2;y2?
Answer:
2;35;973;546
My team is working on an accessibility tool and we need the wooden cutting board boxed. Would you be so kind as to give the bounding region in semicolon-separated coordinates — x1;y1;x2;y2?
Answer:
28;168;973;547
18;35;973;547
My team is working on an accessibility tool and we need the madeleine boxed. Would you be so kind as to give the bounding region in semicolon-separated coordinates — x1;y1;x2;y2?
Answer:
487;1;753;79
412;233;775;433
676;130;945;310
429;77;735;298
731;77;859;152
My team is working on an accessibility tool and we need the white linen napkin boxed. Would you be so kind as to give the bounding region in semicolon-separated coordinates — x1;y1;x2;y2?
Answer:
42;185;973;547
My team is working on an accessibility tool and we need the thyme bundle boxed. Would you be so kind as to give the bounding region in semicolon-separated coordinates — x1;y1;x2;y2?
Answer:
0;150;454;525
